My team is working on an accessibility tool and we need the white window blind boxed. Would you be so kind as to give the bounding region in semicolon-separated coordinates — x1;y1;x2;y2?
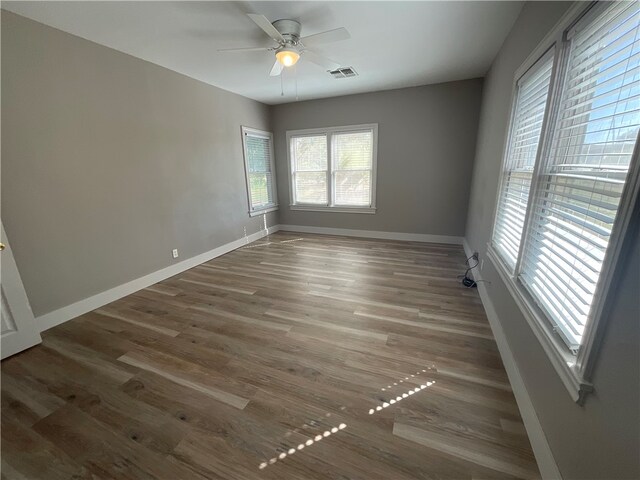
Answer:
289;125;378;210
242;127;277;213
493;51;555;269
518;1;640;351
333;130;374;206
291;135;328;204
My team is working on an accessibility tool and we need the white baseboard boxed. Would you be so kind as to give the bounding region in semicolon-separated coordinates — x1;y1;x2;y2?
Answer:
462;240;562;480
278;224;463;245
36;223;461;332
36;225;281;332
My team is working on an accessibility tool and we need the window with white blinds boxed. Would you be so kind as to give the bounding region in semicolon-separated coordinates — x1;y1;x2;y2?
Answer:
288;124;377;212
241;127;278;215
493;50;555;270
491;0;640;354
291;135;328;204
333;131;374;206
519;0;640;351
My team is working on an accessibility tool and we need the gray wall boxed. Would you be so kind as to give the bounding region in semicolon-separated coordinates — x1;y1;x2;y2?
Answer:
272;80;483;236
465;2;640;479
1;11;277;318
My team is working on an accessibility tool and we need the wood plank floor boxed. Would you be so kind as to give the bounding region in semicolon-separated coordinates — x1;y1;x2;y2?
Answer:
1;231;540;480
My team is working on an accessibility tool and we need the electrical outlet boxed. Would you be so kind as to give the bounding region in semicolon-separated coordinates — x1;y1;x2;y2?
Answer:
172;249;179;259
472;251;479;261
243;227;247;237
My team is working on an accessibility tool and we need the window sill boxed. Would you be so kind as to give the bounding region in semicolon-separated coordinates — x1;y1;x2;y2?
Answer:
249;205;278;217
486;245;593;405
290;205;376;214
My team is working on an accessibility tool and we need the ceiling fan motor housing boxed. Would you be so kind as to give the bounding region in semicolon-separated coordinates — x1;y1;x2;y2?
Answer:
272;19;302;44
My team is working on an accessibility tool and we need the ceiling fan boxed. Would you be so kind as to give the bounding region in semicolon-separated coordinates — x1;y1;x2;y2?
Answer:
218;14;351;76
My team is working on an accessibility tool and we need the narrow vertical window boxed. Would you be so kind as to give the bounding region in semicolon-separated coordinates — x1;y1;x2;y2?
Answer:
241;127;278;215
290;135;328;205
332;130;374;207
492;50;555;270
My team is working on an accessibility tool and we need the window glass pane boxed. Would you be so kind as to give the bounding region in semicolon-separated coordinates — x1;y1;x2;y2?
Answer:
291;134;328;204
333;130;374;206
292;135;327;171
245;135;271;173
493;53;555;269
249;172;272;207
520;1;640;350
244;130;275;210
335;170;371;206
334;131;373;170
294;172;327;204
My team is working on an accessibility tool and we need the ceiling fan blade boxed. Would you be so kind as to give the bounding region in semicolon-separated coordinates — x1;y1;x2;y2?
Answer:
218;46;271;52
302;49;341;71
247;13;285;43
270;60;284;77
301;27;350;46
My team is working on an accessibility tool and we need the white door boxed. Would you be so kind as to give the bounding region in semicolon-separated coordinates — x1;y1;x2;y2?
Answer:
1;224;41;359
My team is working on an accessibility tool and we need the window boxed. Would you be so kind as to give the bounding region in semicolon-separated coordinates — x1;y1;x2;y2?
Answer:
241;126;278;216
490;1;640;401
521;0;639;352
493;49;555;270
287;124;377;213
290;135;328;204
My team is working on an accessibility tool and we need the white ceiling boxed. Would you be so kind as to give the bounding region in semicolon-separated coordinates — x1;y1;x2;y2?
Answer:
3;1;523;105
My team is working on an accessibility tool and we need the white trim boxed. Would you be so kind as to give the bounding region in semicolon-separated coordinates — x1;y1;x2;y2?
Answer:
35;223;463;332
241;125;278;216
249;206;279;217
36;225;281;332
278;224;463;245
289;205;376;214
487;245;592;404
286;123;378;211
576;131;640;380
463;240;562;480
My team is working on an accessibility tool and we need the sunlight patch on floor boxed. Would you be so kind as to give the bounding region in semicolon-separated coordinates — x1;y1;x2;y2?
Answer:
258;423;347;469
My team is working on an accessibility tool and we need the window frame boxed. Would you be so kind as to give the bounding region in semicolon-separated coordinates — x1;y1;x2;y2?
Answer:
241;126;278;217
492;46;557;272
286;124;378;214
488;1;640;404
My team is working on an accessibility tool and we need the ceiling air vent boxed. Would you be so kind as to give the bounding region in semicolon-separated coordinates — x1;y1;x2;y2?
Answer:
328;67;358;79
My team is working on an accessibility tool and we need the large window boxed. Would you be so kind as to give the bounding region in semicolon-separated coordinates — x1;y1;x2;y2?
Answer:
241;126;278;216
490;1;639;400
287;124;378;213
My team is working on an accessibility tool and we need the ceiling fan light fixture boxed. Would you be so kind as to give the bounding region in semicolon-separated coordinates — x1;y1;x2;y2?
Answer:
276;46;300;67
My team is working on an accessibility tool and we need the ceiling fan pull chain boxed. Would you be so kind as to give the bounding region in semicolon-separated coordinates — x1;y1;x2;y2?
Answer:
280;72;284;97
295;65;299;101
